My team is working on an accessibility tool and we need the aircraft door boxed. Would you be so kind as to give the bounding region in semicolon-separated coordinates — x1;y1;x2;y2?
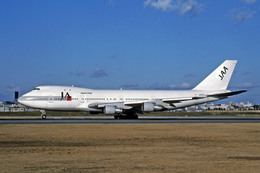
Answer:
79;93;86;107
49;96;53;103
46;95;54;109
119;95;124;102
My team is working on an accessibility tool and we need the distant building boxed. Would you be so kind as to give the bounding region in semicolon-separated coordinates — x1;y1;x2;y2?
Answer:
0;91;39;112
0;101;38;112
253;105;260;110
0;102;4;112
234;101;254;110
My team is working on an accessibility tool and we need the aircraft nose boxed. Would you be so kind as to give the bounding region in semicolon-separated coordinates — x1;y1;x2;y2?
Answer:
17;96;25;105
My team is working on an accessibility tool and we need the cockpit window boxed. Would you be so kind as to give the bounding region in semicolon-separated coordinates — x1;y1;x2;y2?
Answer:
33;87;40;90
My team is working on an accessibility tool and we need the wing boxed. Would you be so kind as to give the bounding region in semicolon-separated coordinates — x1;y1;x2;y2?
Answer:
88;97;199;114
87;90;247;114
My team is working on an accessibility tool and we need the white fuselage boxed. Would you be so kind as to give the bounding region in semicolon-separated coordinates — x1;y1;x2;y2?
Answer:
18;85;222;112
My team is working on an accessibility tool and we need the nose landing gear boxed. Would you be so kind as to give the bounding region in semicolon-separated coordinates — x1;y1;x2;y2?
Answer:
40;110;47;119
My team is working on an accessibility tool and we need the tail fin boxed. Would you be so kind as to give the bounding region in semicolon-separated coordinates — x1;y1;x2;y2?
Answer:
193;60;237;91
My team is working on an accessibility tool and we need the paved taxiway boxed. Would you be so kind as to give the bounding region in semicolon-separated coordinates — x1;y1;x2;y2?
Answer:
1;116;260;124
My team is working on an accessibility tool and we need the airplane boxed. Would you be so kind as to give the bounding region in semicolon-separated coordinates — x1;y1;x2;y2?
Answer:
18;60;246;119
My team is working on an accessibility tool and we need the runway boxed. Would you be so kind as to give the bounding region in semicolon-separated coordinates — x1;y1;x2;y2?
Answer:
1;116;260;124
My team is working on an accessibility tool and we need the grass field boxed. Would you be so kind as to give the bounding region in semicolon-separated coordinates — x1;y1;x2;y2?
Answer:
0;123;260;172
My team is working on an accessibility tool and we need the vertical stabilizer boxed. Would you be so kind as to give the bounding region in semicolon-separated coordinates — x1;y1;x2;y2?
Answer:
193;60;237;91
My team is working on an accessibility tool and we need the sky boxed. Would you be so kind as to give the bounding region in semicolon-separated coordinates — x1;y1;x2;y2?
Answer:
0;0;260;104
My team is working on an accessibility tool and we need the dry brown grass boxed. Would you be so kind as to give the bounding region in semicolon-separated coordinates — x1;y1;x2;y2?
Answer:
0;123;260;172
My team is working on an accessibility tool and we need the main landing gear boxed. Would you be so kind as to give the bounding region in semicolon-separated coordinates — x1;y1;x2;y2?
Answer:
114;113;138;119
40;110;47;119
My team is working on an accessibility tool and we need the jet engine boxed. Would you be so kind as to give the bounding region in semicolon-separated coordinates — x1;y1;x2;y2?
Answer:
104;105;123;114
141;102;155;112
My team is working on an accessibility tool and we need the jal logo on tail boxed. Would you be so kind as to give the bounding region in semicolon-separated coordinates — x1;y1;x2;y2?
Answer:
219;66;228;80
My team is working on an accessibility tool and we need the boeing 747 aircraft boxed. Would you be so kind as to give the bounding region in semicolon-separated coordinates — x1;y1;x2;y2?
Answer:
18;60;246;119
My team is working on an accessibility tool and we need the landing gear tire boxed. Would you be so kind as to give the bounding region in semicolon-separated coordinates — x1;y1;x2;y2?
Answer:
114;113;138;119
125;112;138;119
40;110;46;119
41;114;47;119
127;115;138;119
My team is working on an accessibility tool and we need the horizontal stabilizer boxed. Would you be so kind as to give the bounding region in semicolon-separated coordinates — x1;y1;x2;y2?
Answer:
208;90;247;98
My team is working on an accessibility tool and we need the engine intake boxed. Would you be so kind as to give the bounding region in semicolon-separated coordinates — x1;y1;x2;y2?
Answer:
104;105;122;114
142;102;154;112
104;105;115;114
